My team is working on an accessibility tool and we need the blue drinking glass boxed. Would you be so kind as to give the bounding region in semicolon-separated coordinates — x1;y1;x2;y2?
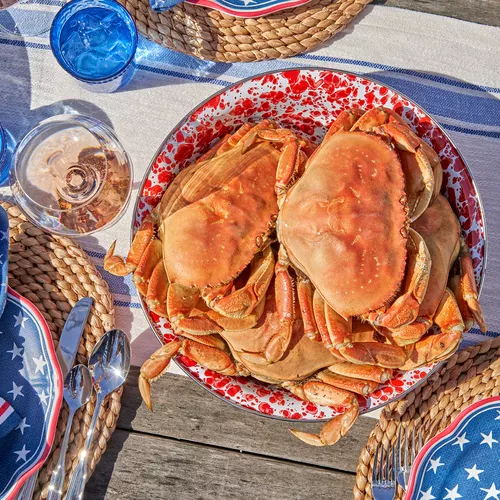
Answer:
50;0;138;93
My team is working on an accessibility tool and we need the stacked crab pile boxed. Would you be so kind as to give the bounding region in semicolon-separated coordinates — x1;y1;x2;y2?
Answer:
105;108;486;446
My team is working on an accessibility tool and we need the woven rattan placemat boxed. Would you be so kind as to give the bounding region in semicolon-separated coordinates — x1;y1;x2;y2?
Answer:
2;201;118;500
354;334;500;499
117;0;371;62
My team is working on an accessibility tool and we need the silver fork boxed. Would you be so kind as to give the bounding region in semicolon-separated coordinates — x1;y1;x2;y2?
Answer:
372;440;397;500
396;425;423;491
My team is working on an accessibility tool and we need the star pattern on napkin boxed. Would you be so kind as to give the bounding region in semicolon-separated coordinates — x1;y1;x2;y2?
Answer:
453;433;470;451
415;404;500;500
1;305;54;473
481;483;500;500
465;464;484;481
481;432;498;449
428;456;445;474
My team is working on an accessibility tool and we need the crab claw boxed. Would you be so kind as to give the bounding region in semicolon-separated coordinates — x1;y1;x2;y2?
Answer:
139;341;182;411
290;400;359;446
104;215;155;276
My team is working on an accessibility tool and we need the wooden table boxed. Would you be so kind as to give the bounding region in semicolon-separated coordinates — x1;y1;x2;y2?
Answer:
84;3;499;498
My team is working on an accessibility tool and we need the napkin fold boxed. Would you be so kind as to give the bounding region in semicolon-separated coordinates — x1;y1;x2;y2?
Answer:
0;396;21;439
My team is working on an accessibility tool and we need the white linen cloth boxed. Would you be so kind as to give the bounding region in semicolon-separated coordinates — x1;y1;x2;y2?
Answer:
0;5;499;375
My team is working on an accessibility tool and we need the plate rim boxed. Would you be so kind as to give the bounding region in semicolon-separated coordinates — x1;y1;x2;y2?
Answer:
185;0;313;18
4;286;63;500
405;395;500;498
130;66;488;423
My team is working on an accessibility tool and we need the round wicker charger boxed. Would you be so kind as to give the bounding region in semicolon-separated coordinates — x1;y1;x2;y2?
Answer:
354;335;500;499
2;201;118;500
117;0;372;62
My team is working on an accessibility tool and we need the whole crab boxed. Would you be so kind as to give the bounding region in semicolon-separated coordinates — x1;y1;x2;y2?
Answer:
105;121;311;360
273;108;485;374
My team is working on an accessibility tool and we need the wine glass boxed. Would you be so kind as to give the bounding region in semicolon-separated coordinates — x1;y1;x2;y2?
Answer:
10;114;133;236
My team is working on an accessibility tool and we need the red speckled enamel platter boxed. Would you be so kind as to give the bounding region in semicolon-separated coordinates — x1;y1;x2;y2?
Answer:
134;69;486;421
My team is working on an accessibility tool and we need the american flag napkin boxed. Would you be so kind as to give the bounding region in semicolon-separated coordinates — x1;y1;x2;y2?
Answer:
0;396;21;439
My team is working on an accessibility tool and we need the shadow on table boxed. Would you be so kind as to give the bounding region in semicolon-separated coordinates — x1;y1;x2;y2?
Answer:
117;39;233;93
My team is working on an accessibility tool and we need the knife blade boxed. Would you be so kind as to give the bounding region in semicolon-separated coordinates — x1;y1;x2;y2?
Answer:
55;297;93;377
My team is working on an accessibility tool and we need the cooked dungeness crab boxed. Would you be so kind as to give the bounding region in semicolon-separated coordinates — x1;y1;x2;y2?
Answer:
105;121;312;362
274;108;486;372
105;107;486;447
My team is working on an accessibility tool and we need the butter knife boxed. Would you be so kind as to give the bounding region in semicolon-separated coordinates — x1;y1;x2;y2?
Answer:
16;297;93;500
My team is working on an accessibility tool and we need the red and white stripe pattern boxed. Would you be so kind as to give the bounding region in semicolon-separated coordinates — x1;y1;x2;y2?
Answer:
0;396;20;438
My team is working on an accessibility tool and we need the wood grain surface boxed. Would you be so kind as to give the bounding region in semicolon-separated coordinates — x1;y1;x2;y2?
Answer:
373;0;500;27
86;372;374;499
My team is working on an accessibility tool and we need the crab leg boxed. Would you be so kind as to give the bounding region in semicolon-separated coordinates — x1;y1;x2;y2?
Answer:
139;338;237;410
286;381;359;446
371;228;431;329
312;291;343;359
104;214;155;276
327;361;392;384
207;297;266;331
389;317;433;347
458;238;487;332
324;305;353;349
266;248;295;363
146;260;169;317
243;127;304;205
208;247;274;319
167;283;222;335
338;342;407;369
401;288;464;370
297;275;320;341
448;272;473;333
132;239;163;296
316;370;379;396
324;109;362;141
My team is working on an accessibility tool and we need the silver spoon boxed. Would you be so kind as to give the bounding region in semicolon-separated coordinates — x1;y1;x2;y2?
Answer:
46;365;93;500
65;329;131;500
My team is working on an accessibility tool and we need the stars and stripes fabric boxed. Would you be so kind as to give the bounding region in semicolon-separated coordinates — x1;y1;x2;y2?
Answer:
406;398;500;500
0;397;21;439
0;289;62;499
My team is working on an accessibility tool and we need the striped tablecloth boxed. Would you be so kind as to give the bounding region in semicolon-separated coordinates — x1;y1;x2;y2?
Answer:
0;4;499;370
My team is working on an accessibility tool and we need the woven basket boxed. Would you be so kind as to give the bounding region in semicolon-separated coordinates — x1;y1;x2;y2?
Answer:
2;201;118;500
354;335;500;499
117;0;372;62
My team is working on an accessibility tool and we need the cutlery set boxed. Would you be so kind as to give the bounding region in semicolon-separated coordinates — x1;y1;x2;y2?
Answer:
16;299;131;500
371;426;423;500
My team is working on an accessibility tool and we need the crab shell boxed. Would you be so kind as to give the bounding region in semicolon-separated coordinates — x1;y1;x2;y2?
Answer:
159;142;280;288
278;131;408;318
221;291;337;382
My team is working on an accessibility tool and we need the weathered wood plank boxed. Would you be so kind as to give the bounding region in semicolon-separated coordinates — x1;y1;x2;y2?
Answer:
116;369;375;472
373;0;500;27
85;429;356;500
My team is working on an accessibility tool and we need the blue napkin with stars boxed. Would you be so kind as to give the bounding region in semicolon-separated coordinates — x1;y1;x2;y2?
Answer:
407;397;500;500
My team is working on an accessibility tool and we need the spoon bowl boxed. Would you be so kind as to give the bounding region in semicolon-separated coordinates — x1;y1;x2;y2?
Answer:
64;364;93;411
89;328;131;395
